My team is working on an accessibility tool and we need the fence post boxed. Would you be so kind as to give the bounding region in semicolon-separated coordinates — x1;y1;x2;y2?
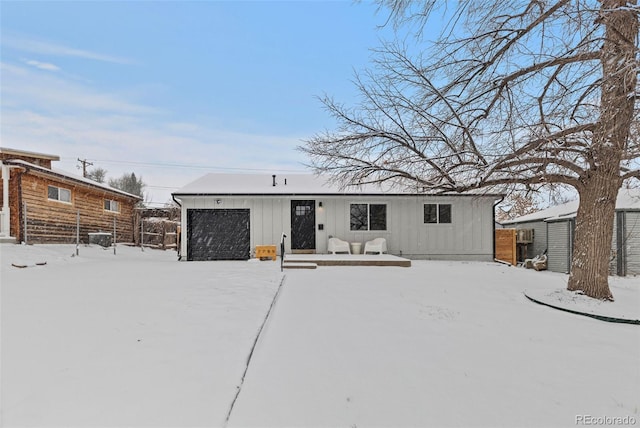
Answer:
141;217;145;251
76;210;80;256
113;216;117;255
23;201;27;244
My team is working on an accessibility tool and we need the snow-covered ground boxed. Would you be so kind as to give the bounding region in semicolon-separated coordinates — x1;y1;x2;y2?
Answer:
1;244;639;427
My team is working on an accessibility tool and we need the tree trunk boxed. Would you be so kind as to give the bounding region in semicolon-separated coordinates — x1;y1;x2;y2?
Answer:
567;178;618;300
567;0;637;300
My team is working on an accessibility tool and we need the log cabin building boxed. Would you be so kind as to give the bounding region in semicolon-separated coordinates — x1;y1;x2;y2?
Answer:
0;147;140;244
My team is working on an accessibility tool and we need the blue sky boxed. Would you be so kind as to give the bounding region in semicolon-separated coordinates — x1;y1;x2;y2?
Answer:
1;1;400;205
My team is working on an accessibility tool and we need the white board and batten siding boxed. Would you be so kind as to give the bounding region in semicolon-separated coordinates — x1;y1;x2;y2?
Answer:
176;194;497;261
323;195;495;261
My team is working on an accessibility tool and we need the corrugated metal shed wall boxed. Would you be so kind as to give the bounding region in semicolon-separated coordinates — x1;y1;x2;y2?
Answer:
624;212;640;275
611;213;620;275
547;220;571;273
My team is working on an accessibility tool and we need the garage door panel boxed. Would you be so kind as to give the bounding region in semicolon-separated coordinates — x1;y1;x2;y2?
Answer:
187;209;250;261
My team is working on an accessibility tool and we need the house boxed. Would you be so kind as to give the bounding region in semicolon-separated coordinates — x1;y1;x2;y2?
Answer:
0;147;141;244
171;173;503;261
501;188;640;275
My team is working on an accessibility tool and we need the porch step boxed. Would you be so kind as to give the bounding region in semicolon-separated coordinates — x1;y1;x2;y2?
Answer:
0;236;17;244
282;262;318;270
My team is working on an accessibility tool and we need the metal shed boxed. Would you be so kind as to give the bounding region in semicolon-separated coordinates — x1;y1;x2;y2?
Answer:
503;189;640;276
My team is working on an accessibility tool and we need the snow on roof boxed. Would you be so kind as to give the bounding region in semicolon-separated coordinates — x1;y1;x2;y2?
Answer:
0;147;60;160
503;188;640;224
6;159;141;199
173;173;388;195
172;173;504;197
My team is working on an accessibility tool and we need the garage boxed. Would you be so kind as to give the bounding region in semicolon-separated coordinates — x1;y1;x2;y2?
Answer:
187;209;250;261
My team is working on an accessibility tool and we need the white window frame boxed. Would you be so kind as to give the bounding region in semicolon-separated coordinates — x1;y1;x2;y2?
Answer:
104;199;120;213
47;185;72;204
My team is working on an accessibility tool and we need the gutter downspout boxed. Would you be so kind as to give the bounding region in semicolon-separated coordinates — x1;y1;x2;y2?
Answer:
172;194;183;260
0;161;10;237
493;195;505;261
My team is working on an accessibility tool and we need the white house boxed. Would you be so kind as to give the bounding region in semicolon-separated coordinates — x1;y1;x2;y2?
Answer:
502;188;640;275
172;173;503;261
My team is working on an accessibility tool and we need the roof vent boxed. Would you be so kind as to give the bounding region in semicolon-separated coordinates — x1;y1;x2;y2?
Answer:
272;174;276;187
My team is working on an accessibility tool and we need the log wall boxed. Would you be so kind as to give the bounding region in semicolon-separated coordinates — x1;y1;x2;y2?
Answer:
15;171;137;244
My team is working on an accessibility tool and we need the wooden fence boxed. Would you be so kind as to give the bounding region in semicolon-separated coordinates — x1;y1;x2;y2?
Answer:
134;207;180;250
495;228;517;266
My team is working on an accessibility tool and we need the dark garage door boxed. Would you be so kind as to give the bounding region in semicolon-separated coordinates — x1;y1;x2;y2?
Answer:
187;209;250;261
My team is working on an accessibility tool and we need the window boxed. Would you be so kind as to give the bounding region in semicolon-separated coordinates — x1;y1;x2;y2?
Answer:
350;203;387;231
424;204;452;224
47;185;71;203
295;205;312;216
104;199;119;212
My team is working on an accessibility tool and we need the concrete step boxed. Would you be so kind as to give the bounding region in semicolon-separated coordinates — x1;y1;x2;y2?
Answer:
0;236;17;244
282;262;318;270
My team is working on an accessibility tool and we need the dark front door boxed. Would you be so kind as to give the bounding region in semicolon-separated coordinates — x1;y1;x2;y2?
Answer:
187;209;250;261
291;200;316;251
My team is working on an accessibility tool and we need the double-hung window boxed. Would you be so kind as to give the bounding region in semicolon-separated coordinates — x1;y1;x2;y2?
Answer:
104;199;119;212
424;203;452;224
47;185;71;203
350;203;387;231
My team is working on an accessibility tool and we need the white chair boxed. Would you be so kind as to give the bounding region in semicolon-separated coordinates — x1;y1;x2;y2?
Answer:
328;237;351;254
364;238;387;254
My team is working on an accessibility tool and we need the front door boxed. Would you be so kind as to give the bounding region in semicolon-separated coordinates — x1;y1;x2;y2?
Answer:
291;200;316;251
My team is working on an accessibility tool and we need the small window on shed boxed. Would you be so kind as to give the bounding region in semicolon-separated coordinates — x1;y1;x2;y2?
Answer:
47;185;71;203
104;199;119;212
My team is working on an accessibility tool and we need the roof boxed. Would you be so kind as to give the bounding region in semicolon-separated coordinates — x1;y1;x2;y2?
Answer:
502;188;640;224
6;159;141;200
172;173;505;197
0;147;60;161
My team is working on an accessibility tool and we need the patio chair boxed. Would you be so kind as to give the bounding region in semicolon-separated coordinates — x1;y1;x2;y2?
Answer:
364;237;387;255
328;237;351;254
524;250;547;271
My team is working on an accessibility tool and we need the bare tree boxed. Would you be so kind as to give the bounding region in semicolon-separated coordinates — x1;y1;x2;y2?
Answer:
109;172;146;200
302;0;639;300
496;192;541;223
86;167;108;183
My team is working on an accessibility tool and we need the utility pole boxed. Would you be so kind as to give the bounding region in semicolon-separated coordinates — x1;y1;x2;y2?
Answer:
77;158;93;178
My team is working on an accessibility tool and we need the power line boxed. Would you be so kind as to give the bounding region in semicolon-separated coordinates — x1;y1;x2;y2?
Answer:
145;185;181;190
63;158;307;173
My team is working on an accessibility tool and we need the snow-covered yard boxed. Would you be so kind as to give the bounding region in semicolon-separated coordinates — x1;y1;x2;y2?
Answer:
1;244;639;427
